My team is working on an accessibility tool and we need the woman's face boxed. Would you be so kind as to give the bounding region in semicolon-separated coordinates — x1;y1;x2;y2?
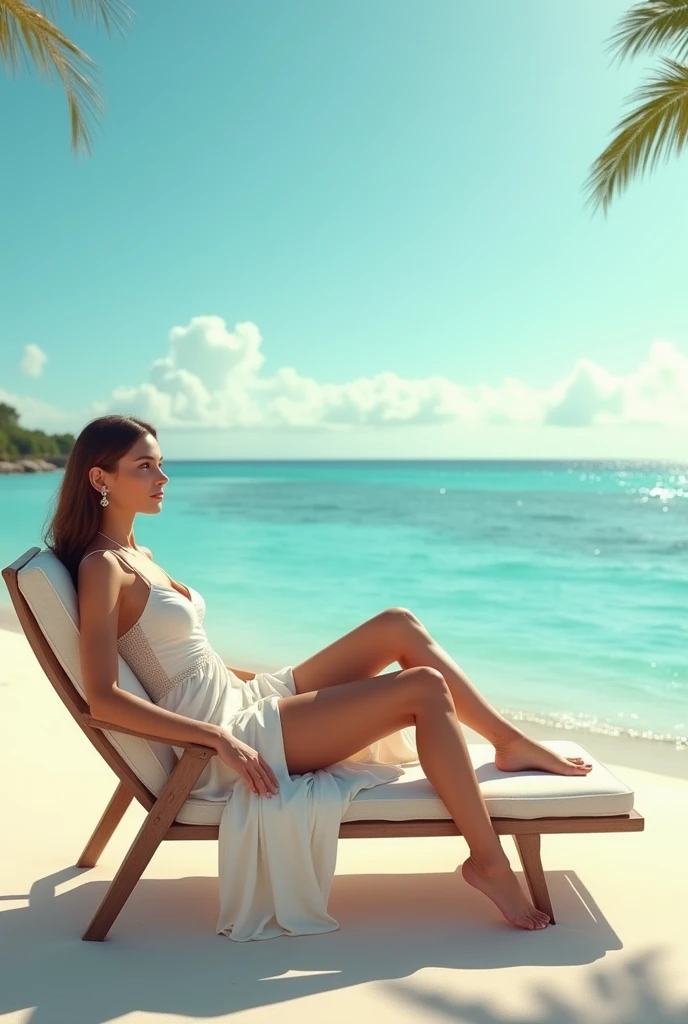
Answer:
96;433;170;513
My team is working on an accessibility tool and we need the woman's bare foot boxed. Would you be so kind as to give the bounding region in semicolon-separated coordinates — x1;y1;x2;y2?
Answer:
461;856;550;930
494;733;593;776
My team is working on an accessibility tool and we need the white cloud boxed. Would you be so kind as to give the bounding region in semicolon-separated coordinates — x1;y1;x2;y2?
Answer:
545;341;688;428
102;316;688;432
6;317;688;445
20;343;48;377
545;359;624;427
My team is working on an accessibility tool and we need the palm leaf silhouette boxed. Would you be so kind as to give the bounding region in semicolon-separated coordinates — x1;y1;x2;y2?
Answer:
0;0;132;154
606;0;688;66
584;55;688;215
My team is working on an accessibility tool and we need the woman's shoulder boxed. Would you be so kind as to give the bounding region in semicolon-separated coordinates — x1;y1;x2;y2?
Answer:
76;545;153;597
79;544;152;565
76;549;127;607
79;546;122;567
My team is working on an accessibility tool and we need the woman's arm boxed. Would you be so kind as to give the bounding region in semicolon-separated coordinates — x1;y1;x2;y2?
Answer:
79;551;224;751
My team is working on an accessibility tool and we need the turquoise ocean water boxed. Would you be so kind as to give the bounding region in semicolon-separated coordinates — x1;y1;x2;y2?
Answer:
1;459;686;750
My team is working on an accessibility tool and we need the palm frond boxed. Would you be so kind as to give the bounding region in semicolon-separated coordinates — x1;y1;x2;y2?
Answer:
606;0;688;67
583;56;688;215
36;0;132;35
0;0;103;154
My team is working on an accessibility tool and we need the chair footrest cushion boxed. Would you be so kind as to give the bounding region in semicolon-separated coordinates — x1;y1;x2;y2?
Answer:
176;739;635;825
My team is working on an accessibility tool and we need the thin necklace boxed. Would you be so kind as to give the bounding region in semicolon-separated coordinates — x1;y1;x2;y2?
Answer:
98;530;135;552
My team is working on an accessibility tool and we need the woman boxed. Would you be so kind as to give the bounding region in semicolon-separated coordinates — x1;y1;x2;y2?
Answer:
46;414;592;940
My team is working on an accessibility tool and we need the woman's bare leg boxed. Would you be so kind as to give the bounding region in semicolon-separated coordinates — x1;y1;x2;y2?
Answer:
395;611;593;777
278;666;550;931
291;608;591;777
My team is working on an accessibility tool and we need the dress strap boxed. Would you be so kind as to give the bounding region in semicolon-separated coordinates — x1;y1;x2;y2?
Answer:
79;547;189;600
79;548;113;565
79;548;150;586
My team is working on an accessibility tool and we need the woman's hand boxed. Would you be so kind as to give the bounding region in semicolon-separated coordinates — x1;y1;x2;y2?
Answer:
213;728;280;798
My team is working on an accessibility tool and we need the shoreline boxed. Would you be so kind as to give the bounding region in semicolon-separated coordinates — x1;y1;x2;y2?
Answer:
1;601;685;781
0;458;64;474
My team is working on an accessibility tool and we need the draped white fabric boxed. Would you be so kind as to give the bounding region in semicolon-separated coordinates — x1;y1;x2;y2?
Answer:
159;658;420;942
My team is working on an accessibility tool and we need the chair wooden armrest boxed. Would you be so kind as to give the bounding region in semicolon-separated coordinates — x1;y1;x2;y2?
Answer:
82;715;217;759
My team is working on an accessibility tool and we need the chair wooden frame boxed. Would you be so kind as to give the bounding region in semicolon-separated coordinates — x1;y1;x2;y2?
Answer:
3;546;645;942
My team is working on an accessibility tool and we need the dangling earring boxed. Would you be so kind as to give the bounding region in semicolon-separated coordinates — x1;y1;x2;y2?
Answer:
100;485;109;507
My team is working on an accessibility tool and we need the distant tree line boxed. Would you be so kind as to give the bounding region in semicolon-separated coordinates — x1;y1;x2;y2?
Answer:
0;403;75;462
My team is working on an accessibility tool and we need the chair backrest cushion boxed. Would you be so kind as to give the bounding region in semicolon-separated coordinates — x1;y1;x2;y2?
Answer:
17;548;174;794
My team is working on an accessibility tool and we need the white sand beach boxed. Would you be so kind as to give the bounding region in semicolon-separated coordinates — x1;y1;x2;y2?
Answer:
1;612;687;1024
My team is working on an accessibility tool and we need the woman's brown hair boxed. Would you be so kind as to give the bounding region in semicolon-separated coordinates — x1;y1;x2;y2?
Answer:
43;414;158;590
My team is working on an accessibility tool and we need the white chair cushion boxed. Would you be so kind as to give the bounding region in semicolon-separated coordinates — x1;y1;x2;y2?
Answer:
175;739;635;825
17;548;636;826
17;549;176;794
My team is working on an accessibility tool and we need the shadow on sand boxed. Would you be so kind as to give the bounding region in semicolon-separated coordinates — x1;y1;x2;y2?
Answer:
1;863;684;1024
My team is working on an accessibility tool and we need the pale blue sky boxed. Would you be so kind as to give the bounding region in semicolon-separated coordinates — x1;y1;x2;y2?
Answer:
1;0;687;459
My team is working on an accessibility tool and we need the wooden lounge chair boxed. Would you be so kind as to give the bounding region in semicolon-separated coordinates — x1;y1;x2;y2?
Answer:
3;546;645;942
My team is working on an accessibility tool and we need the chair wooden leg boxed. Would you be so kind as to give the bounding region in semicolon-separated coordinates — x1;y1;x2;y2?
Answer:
82;748;211;941
77;782;133;868
513;833;556;925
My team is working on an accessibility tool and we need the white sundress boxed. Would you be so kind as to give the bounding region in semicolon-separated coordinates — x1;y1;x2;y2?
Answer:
79;548;420;941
